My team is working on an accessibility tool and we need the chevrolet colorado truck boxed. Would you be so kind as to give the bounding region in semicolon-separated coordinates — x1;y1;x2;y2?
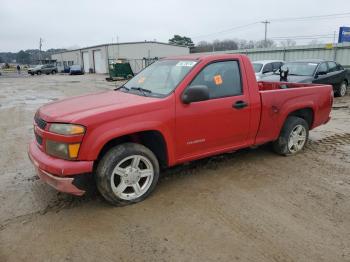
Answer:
28;54;333;206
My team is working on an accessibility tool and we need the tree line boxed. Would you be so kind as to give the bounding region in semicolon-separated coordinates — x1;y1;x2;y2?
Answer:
0;49;66;65
168;35;323;53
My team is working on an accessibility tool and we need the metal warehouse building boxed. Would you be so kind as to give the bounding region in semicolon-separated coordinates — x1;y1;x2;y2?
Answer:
206;43;350;67
51;41;190;74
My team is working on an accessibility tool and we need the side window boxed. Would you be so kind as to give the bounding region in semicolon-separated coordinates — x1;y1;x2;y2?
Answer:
263;63;273;73
317;63;328;73
336;63;344;71
190;61;242;99
327;62;337;72
272;62;282;71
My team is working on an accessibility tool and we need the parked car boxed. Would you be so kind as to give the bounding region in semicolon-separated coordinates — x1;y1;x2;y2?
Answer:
69;65;84;75
62;66;70;73
252;60;284;80
28;54;333;206
263;59;349;97
28;64;58;75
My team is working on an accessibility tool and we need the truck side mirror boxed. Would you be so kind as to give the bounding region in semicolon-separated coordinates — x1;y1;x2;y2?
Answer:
182;85;210;104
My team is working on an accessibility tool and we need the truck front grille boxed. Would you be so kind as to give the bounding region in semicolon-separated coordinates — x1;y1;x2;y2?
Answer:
34;115;47;130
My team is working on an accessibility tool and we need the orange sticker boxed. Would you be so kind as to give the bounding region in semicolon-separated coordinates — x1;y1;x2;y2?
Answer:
138;77;146;84
213;75;223;85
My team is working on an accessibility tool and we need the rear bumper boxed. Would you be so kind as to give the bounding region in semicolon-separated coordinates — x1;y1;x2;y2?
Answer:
28;141;94;196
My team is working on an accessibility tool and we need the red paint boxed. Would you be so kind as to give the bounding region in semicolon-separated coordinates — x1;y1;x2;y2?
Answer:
28;54;333;194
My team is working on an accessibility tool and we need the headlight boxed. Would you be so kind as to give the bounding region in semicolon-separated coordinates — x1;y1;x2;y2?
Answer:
46;140;81;160
49;123;85;135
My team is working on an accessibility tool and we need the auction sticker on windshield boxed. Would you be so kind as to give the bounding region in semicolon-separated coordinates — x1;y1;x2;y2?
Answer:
176;61;197;67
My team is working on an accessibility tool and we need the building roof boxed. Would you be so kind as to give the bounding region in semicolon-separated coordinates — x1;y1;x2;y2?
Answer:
53;41;189;54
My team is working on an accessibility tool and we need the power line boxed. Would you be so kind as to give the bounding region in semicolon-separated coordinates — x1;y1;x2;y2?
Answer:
270;12;350;22
192;11;350;40
192;22;259;39
271;33;334;40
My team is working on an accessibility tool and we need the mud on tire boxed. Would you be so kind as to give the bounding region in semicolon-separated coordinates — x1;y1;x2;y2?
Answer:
273;116;309;156
96;143;160;206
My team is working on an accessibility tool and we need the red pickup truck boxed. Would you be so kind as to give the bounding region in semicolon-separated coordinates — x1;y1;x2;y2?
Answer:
29;54;333;206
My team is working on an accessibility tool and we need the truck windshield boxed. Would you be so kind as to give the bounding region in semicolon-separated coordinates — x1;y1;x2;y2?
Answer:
282;62;318;76
123;60;197;96
252;63;263;73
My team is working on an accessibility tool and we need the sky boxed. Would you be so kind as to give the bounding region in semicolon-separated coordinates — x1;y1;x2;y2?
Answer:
1;0;349;52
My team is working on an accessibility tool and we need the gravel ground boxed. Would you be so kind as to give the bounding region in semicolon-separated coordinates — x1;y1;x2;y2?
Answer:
0;73;349;262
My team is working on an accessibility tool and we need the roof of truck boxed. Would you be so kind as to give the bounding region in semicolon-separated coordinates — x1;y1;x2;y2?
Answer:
164;53;245;61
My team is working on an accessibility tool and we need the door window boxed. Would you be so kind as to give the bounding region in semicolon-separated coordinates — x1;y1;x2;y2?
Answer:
327;62;337;72
316;63;328;74
272;62;282;71
189;61;242;99
263;63;273;73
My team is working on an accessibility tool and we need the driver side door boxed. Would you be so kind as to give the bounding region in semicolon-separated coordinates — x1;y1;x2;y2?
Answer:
175;60;251;161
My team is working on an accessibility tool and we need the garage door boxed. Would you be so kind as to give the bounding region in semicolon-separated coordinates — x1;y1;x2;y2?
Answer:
93;50;104;73
82;52;90;73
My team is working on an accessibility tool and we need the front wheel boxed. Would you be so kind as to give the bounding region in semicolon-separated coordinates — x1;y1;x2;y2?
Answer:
96;143;159;206
273;116;309;156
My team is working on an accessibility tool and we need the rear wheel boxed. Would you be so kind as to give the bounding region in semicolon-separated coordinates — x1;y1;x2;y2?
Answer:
96;143;159;206
273;116;309;156
51;70;56;74
335;81;347;97
37;71;41;75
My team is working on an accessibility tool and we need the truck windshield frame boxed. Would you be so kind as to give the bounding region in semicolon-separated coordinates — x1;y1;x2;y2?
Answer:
122;60;198;97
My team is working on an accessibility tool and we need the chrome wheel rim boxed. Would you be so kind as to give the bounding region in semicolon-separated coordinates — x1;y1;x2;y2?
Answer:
340;83;347;97
288;125;307;154
111;155;154;200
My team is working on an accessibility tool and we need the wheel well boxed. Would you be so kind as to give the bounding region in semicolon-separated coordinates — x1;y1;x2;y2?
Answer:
287;108;314;128
96;130;168;169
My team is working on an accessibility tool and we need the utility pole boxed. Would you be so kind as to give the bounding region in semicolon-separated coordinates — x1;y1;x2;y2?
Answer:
39;38;43;63
261;20;270;47
116;35;120;59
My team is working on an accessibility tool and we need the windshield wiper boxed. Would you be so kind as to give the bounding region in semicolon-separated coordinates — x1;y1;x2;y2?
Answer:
130;87;152;96
114;85;129;91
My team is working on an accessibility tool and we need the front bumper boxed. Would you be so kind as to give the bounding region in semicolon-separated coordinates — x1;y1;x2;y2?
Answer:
28;141;94;196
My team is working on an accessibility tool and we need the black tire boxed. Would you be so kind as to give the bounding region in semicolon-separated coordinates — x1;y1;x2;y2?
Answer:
334;80;348;97
51;70;56;75
37;71;41;75
96;143;160;206
273;116;309;156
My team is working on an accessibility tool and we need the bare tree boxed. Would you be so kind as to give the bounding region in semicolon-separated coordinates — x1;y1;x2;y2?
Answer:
280;39;296;47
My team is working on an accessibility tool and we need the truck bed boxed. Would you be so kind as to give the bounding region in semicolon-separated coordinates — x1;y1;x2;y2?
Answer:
254;81;333;146
257;81;323;91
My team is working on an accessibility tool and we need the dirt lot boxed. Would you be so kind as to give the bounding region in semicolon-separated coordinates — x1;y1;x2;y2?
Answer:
0;73;349;262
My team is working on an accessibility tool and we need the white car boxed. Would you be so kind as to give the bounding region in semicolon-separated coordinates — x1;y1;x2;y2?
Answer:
252;60;284;81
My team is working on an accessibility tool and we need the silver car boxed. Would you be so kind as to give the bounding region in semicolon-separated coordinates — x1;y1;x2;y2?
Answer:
252;60;284;81
28;64;58;75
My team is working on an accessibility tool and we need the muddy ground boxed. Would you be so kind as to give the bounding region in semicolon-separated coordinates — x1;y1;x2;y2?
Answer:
0;73;349;262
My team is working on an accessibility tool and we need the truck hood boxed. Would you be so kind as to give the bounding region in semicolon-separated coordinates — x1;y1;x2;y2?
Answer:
262;74;314;83
38;90;159;123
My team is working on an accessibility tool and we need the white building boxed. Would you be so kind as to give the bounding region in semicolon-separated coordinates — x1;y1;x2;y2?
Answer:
51;41;190;74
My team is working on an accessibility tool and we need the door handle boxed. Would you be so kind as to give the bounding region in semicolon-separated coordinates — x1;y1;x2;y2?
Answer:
233;100;248;109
